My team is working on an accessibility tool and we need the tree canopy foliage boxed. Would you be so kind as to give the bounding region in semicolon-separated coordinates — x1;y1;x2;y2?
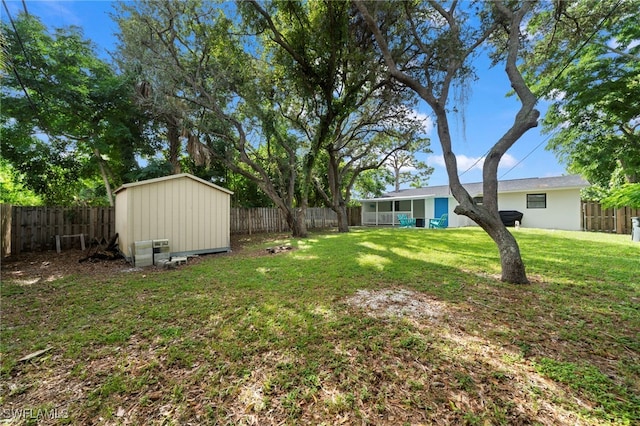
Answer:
1;13;148;205
523;0;640;192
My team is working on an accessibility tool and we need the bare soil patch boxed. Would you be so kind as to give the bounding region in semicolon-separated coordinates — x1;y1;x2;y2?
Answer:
346;288;447;320
0;233;293;285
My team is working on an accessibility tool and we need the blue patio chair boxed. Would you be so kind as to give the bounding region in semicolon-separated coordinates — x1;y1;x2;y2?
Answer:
428;214;448;229
398;214;416;227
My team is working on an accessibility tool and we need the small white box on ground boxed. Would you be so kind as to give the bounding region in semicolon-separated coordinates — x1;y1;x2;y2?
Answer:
153;239;170;265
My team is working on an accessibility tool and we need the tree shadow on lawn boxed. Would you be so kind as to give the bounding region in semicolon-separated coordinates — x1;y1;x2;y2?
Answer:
1;228;637;424
294;229;640;423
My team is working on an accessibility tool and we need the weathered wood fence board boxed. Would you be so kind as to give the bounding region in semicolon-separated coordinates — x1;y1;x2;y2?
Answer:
581;201;639;234
2;205;362;255
1;204;11;257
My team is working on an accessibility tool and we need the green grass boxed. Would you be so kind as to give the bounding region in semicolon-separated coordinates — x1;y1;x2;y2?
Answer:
1;227;638;425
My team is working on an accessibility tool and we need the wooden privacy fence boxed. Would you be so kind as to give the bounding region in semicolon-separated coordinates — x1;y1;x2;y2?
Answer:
3;205;116;255
1;205;362;255
229;206;361;235
581;201;639;234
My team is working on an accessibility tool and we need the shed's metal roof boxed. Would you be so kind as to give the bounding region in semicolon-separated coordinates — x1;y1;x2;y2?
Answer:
114;173;234;195
371;175;588;201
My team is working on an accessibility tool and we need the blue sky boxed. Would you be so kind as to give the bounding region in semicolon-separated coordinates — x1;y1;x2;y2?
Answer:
3;0;570;188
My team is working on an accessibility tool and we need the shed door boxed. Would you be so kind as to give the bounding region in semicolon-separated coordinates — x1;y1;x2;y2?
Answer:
434;198;449;226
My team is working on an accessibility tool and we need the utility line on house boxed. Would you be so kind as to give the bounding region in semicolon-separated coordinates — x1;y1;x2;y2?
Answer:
458;147;491;178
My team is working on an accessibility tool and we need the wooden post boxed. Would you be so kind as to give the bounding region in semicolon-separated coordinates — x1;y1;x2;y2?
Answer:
1;204;11;257
616;208;624;234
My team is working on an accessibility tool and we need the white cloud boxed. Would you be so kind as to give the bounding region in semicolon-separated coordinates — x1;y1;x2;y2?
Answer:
547;89;566;101
427;153;518;172
409;110;435;134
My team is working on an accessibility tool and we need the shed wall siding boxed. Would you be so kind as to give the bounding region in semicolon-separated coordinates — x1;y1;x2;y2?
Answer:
115;191;129;253
116;176;230;260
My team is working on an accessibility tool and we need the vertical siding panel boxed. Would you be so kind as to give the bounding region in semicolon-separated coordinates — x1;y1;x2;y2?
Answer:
212;188;219;248
154;182;162;240
193;180;202;251
154;181;162;240
133;187;141;243
200;182;207;250
214;187;220;249
138;189;146;244
148;182;156;240
179;178;188;253
170;180;179;252
186;178;194;252
166;180;173;241
165;180;174;251
202;184;210;250
180;180;189;250
144;185;152;241
215;188;221;247
134;187;143;244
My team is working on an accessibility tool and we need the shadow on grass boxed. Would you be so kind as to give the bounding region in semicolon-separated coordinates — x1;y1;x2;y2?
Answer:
1;227;638;424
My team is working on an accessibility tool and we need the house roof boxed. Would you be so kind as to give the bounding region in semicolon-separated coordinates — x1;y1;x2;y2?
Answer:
114;173;234;195
366;175;588;201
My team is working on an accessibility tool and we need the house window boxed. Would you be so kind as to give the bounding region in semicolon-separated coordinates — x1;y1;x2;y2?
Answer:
394;200;400;211
473;196;483;205
527;193;547;209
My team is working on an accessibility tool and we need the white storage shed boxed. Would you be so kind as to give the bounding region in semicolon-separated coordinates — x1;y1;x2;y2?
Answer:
115;173;233;262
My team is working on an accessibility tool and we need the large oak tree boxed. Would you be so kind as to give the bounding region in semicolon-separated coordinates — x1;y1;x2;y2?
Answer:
244;0;431;232
355;0;544;283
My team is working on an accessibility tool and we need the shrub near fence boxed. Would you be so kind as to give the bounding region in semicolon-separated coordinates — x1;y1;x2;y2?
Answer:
2;205;363;255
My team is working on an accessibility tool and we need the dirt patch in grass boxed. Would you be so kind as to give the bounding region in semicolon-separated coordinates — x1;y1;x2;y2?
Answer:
1;249;132;285
346;288;447;320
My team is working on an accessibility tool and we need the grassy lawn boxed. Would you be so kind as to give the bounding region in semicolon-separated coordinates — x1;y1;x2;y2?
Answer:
1;227;638;425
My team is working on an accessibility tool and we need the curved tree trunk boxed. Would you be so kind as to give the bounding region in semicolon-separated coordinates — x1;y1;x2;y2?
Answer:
454;204;528;283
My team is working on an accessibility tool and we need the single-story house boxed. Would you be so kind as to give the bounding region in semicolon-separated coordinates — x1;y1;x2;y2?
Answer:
115;173;233;264
361;175;589;231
